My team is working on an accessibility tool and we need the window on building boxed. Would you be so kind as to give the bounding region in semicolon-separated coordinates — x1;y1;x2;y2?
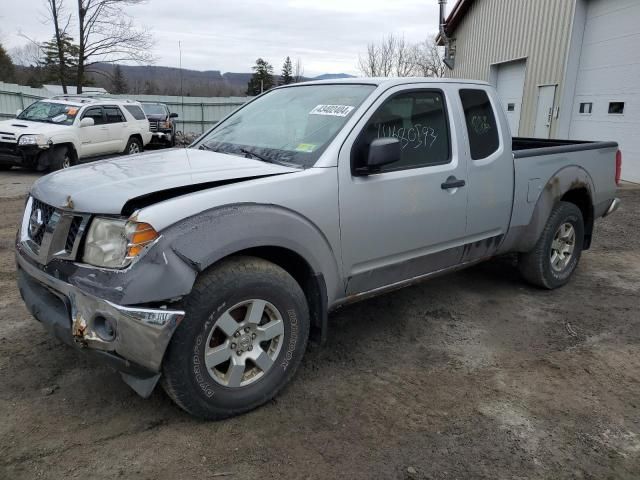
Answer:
579;102;593;114
608;102;625;115
507;103;515;112
459;89;500;160
352;90;451;173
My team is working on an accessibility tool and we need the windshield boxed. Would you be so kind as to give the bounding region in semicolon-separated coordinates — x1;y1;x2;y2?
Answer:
142;104;167;116
17;101;80;125
194;84;376;168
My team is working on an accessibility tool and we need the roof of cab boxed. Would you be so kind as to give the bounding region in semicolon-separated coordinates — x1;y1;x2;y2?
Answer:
281;77;490;88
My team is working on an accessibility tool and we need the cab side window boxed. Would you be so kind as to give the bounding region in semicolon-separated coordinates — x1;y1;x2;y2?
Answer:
82;107;105;125
104;106;125;123
352;90;451;173
459;89;500;160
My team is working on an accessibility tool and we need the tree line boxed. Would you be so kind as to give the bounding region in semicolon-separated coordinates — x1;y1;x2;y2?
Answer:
7;0;153;93
246;56;304;96
358;34;445;78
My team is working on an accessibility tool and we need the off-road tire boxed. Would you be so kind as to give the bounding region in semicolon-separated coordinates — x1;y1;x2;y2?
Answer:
518;201;584;289
49;146;74;171
124;136;143;155
161;256;310;420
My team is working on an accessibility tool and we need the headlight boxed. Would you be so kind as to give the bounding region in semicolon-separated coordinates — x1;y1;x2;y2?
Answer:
18;134;48;147
160;121;172;129
83;218;159;269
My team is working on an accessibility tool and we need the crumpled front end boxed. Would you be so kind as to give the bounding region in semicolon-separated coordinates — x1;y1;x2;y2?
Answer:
15;196;188;397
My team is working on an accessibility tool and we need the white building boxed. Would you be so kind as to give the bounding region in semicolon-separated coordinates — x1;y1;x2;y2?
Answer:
438;0;640;182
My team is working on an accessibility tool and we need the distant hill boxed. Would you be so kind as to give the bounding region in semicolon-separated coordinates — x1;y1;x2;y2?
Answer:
15;62;358;97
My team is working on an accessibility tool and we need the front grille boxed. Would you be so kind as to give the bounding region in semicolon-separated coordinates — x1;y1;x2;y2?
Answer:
30;198;56;245
65;216;84;252
149;120;158;132
0;131;17;142
0;141;17;154
23;198;91;263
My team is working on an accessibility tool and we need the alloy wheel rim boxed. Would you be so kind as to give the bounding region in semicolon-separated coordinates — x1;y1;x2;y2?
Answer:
129;143;140;154
204;299;285;388
550;222;576;272
62;155;71;168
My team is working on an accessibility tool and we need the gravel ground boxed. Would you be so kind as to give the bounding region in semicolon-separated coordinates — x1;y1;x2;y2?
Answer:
0;172;638;480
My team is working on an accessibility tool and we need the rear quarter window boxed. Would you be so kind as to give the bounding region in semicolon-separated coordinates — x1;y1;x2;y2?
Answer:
459;89;500;160
124;105;147;121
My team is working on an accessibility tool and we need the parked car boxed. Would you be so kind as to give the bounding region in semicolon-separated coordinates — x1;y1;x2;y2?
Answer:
0;96;152;171
16;78;621;419
141;102;178;147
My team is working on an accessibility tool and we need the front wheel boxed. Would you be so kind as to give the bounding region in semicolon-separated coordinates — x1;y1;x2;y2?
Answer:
518;201;584;289
162;256;310;419
49;146;74;171
124;137;142;155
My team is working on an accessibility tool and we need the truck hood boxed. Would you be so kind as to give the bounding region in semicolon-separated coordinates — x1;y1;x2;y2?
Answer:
30;148;301;214
0;118;69;139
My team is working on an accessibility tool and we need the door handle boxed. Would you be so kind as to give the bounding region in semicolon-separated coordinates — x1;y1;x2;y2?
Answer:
441;177;466;190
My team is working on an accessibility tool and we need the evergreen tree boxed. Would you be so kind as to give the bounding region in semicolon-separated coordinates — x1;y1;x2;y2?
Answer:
246;58;274;96
40;34;79;86
0;43;15;82
111;65;128;93
280;56;293;85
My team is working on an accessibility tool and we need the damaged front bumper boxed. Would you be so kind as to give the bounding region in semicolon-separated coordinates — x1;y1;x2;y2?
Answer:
16;248;185;397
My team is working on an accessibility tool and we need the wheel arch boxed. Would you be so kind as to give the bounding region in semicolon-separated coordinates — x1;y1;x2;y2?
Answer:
500;165;595;253
164;203;341;343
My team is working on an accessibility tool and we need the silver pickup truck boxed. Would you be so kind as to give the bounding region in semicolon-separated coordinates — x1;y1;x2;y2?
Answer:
16;78;621;419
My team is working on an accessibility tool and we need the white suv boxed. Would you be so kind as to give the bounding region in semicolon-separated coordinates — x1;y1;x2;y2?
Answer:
0;96;152;171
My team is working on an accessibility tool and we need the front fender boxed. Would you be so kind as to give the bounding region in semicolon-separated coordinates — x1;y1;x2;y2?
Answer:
499;165;595;254
165;203;342;304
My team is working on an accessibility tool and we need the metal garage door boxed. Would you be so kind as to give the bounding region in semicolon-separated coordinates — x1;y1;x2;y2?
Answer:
569;0;640;183
493;60;526;136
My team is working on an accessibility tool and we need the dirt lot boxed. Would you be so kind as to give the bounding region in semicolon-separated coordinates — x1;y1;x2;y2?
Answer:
0;172;639;480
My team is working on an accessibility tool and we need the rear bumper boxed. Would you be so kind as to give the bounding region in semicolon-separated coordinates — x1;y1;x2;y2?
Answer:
16;248;185;375
603;197;620;217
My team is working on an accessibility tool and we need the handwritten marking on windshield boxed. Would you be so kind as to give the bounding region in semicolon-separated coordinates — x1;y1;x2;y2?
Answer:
378;123;438;150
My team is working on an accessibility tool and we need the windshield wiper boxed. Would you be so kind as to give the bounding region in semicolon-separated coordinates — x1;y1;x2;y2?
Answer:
240;148;275;164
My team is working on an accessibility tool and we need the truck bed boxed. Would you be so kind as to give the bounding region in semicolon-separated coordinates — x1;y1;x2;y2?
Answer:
512;137;618;158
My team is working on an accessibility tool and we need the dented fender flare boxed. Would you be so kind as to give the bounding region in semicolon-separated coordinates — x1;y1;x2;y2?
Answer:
162;202;342;305
499;165;595;254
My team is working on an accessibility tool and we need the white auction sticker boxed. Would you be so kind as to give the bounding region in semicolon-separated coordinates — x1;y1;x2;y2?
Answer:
309;105;355;117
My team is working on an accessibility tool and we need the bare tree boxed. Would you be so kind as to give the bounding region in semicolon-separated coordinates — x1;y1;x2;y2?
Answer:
76;0;154;93
10;42;44;67
358;34;415;77
45;0;73;93
293;58;304;83
411;36;445;78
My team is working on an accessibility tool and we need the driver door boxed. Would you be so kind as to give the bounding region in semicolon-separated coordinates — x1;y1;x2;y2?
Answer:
77;107;109;157
338;86;469;295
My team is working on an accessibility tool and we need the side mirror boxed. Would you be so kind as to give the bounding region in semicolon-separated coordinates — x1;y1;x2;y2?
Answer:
169;112;178;118
357;137;401;175
80;117;95;128
16;109;22;117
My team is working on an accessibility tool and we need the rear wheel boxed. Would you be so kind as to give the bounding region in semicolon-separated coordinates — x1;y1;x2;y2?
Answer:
124;137;142;155
518;201;584;289
162;256;310;420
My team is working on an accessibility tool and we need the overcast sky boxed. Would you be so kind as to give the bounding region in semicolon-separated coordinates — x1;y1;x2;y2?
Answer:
0;0;448;76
